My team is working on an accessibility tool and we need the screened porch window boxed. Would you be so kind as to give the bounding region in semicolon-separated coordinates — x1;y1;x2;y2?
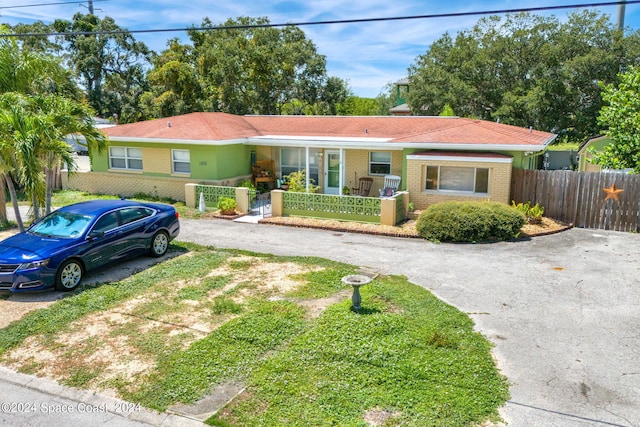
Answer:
280;148;319;184
172;149;190;174
109;147;142;170
425;166;489;193
369;152;391;175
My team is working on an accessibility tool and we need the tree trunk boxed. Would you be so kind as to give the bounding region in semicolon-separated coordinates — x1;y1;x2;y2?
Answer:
3;174;24;232
45;166;53;215
0;175;6;224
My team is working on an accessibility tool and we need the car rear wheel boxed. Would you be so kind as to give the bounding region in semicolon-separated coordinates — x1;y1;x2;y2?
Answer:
150;231;169;257
55;259;83;291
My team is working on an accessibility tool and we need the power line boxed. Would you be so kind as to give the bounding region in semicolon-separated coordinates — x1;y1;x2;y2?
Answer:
2;0;639;38
0;0;108;10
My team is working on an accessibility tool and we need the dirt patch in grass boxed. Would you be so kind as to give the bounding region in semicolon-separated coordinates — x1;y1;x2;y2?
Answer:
0;253;332;397
0;294;62;329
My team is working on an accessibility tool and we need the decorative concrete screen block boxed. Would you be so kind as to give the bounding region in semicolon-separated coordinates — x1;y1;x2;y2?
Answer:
282;192;381;223
196;185;236;207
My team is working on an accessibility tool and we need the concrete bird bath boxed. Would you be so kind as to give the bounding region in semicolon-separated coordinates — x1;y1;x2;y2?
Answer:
341;274;372;311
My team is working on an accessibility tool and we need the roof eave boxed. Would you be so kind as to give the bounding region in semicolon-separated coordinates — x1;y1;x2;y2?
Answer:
105;136;247;145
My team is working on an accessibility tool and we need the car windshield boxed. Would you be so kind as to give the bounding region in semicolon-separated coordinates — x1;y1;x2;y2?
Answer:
29;211;94;238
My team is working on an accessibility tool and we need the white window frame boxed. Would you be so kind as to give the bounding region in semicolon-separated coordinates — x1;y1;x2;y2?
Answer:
369;152;391;176
109;147;142;171
172;149;191;175
279;147;319;184
425;165;489;194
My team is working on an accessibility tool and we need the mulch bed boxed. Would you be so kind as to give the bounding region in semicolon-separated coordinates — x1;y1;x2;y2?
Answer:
258;216;572;239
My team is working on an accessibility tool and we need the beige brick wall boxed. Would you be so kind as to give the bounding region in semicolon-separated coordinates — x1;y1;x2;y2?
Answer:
344;150;403;195
142;147;171;174
62;171;251;202
406;159;512;210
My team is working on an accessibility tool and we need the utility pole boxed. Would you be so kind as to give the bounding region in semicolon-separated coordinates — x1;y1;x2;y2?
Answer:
88;0;94;14
617;0;627;31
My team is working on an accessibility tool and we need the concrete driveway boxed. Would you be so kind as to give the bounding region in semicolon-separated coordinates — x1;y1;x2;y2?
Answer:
177;219;640;427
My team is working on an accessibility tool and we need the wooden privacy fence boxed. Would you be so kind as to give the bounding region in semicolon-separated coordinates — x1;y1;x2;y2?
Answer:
511;169;640;232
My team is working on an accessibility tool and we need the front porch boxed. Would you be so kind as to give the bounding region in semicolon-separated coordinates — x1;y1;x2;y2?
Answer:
251;146;404;197
185;184;410;226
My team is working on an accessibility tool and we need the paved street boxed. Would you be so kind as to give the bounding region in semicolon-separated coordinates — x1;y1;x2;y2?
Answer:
1;218;639;426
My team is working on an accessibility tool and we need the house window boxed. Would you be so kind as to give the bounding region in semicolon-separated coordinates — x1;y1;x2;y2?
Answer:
109;147;142;170
425;166;489;193
172;149;190;174
369;152;391;175
280;148;319;184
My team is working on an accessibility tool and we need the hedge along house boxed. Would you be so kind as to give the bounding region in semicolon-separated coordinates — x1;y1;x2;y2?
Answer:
84;112;556;210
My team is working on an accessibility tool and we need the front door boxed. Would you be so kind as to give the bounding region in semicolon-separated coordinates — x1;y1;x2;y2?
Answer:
324;150;340;195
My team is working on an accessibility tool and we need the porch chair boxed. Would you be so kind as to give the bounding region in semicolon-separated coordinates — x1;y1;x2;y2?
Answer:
352;177;373;196
379;175;401;197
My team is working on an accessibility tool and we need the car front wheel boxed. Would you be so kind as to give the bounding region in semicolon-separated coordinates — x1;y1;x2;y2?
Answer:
55;259;83;291
150;231;169;257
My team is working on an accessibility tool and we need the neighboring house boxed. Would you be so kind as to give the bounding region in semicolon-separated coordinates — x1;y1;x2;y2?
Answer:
74;112;555;210
578;135;612;172
577;135;635;174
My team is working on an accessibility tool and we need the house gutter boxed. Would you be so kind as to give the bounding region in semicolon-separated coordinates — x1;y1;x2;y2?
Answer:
105;136;248;146
105;133;557;153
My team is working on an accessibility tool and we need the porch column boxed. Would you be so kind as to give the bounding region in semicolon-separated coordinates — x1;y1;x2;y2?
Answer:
305;146;310;191
339;148;345;195
185;183;198;208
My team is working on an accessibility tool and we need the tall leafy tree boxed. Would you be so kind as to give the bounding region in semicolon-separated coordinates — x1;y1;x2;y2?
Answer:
408;10;640;141
337;96;383;116
52;13;151;122
140;39;208;119
593;66;640;172
192;16;329;115
142;17;341;116
0;27;77;98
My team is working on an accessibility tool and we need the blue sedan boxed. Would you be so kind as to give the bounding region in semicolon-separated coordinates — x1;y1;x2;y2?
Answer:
0;199;180;292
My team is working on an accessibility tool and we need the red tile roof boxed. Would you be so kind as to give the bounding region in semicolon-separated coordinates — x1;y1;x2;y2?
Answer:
102;112;555;147
408;151;513;159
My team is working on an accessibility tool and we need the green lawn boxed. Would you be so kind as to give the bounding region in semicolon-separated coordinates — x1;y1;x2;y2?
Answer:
0;241;509;427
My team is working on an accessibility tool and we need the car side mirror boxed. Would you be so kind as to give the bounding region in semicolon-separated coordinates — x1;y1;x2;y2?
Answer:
88;230;104;239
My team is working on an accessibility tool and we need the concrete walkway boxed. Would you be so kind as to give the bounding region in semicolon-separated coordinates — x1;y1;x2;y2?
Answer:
1;217;638;426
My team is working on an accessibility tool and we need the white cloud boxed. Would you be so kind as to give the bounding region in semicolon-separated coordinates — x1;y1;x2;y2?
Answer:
0;0;636;97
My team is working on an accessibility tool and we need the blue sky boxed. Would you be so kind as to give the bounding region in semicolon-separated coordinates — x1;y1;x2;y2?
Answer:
1;0;639;97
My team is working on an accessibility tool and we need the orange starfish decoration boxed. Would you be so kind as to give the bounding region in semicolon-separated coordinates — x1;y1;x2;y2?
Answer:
603;184;624;202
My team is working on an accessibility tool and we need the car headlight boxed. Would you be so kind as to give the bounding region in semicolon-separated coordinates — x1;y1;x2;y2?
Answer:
19;259;50;270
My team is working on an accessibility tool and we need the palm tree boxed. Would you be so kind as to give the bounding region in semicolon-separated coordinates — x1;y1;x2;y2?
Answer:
0;93;106;230
0;28;86;223
0;94;41;231
30;95;106;216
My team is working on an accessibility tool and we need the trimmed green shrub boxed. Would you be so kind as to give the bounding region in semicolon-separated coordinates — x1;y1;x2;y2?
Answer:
416;201;526;242
217;197;237;215
238;180;255;190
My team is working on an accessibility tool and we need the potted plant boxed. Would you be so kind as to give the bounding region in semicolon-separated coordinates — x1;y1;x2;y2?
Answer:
217;197;237;215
